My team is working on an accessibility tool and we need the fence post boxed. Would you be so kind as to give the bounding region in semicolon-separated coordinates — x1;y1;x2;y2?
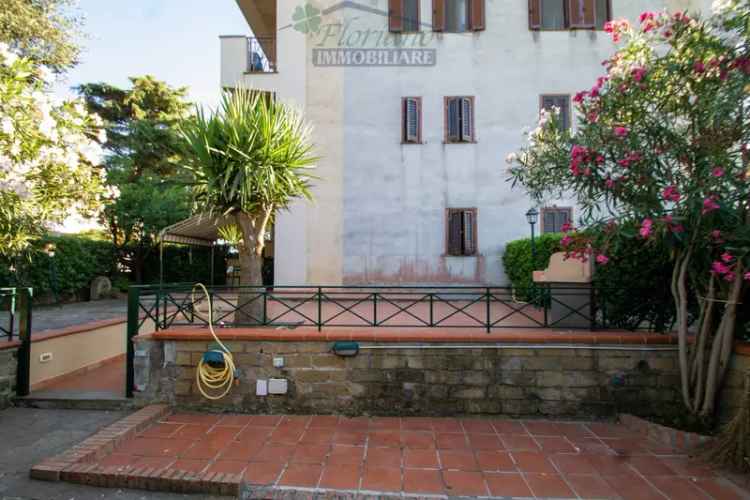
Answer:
589;286;596;331
486;288;491;333
373;292;378;327
429;294;433;327
15;288;32;398
126;286;141;398
317;287;322;332
543;285;549;328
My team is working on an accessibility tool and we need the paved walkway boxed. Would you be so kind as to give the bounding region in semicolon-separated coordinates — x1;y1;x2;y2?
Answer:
84;413;747;499
31;356;125;399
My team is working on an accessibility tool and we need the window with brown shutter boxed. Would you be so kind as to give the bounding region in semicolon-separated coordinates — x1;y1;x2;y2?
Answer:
432;0;445;31
541;207;572;233
446;208;478;256
469;0;485;31
540;94;572;130
529;0;542;29
531;0;609;31
402;97;422;144
445;96;475;143
389;0;403;32
391;0;420;32
568;0;595;28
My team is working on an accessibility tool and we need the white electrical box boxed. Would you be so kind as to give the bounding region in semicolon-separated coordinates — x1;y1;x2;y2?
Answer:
273;357;284;368
256;379;268;396
268;378;288;395
39;352;53;363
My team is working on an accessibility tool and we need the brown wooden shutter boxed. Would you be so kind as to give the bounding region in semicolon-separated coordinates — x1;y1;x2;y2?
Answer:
569;0;595;28
582;0;596;26
389;0;403;32
463;210;476;255
469;0;485;31
447;210;463;255
528;0;541;30
432;0;445;32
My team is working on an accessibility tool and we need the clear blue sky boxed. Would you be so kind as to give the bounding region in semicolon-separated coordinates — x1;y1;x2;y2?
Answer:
54;0;250;109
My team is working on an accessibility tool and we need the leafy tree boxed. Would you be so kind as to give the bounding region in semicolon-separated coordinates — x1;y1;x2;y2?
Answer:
77;76;192;282
0;43;107;264
507;4;750;426
180;89;317;322
0;0;83;72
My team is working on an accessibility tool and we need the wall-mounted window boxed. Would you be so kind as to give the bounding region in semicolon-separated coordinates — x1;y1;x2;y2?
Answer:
529;0;611;31
542;206;572;233
402;97;422;143
540;94;571;130
447;208;477;256
389;0;420;32
432;0;485;32
445;96;475;143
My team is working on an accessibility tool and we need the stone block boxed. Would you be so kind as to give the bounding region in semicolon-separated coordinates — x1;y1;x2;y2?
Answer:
175;381;191;396
522;356;564;371
371;356;406;370
424;371;461;385
451;387;485;399
488;385;524;399
462;371;491;385
284;355;312;369
499;370;536;386
349;370;385;383
466;400;501;414
536;371;565;387
175;352;191;366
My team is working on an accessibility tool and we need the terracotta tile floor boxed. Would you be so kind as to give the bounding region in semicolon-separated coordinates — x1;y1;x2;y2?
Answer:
31;356;125;398
92;413;749;499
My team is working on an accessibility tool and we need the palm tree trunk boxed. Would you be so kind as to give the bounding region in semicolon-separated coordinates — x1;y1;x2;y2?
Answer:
234;210;272;325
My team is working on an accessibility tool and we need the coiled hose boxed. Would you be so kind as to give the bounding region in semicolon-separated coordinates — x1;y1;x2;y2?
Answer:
192;283;236;400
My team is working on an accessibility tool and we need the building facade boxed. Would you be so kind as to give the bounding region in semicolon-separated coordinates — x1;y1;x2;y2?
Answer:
221;0;709;285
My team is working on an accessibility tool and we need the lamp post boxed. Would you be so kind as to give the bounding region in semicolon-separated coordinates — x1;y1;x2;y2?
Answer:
525;208;539;261
44;243;59;304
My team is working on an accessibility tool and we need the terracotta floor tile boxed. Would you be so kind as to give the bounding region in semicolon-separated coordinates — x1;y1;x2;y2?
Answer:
164;413;221;426
333;430;367;446
205;460;248;475
475;450;515;472
461;419;495;434
603;472;667;500
179;439;229;460
403;468;445;494
512;451;556;473
523;420;563;436
309;415;339;428
120;437;193;458
252;444;295;463
401;431;435;449
586;454;637;476
439;449;479;471
299;428;335;444
248;415;283;427
364;446;401;468
467;433;503;450
401;417;433;431
318;464;361;490
436;432;469;449
586;422;637;439
327;445;365;465
133;456;175;470
626;455;678;476
442;470;488;496
98;453;138;468
569;436;612;454
278;463;323;488
403;448;439;469
169;459;209;473
268;427;304;445
337;417;370;431
551;453;600;474
693;477;745;500
243;461;285;485
649;475;714;500
431;418;463;433
566;473;619;499
536;436;577;453
279;415;311;428
492;419;527;435
500;434;540;451
236;426;272;443
361;466;402;492
602;437;651;455
558;422;595;439
219;441;263;461
205;426;242;444
368;430;401;448
484;472;533;497
524;473;575;498
291;444;330;464
661;456;717;478
172;424;212;441
370;417;401;430
139;423;182;439
216;414;252;427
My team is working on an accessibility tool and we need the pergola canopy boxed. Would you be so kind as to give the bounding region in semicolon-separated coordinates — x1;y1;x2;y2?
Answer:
158;213;236;247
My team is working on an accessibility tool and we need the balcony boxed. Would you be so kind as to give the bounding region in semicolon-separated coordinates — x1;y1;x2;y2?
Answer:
247;36;276;73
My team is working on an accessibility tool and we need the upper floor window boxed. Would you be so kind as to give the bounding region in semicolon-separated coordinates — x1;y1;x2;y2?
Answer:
402;97;422;144
445;96;475;143
529;0;611;31
540;94;571;130
447;208;477;256
433;0;485;32
389;0;420;32
542;206;572;233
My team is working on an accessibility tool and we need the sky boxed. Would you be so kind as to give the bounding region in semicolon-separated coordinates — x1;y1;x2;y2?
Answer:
53;0;251;110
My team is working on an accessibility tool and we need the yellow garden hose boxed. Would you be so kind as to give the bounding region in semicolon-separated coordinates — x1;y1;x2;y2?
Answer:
192;283;236;400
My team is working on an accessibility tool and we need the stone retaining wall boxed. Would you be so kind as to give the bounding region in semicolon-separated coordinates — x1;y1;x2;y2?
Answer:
134;334;683;418
718;346;749;422
0;345;19;409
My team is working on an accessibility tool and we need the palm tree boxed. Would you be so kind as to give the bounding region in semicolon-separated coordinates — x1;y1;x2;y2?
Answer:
180;88;317;323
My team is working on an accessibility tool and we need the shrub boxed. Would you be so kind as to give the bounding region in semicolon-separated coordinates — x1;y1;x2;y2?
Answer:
502;233;563;301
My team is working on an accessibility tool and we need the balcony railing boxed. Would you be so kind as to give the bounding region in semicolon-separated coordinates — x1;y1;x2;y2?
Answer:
247;36;276;73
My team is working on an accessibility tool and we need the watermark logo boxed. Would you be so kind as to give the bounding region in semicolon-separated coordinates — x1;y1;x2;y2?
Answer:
292;3;322;35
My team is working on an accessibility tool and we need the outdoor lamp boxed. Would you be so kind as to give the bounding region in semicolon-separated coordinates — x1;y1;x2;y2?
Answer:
525;208;539;260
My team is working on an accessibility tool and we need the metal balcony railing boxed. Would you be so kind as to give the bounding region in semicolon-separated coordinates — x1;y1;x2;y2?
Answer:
247;36;276;73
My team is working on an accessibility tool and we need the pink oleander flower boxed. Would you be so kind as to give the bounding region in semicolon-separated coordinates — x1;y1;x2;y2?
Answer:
721;252;733;263
561;235;573;247
723;272;736;282
573;91;587;103
711;166;725;177
605;178;615;188
712;261;730;275
614;126;629;138
661;185;680;202
639;218;653;238
711;230;722;240
631;67;647;82
702;196;720;214
639;11;655;23
561;222;573;233
596;254;609;265
744;271;750;281
694;61;705;74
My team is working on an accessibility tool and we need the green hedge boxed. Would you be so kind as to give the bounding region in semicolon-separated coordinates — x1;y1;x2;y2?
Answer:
502;233;563;301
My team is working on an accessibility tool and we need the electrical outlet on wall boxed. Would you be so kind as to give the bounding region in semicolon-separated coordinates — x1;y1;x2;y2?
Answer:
39;352;53;363
256;379;268;396
273;357;284;368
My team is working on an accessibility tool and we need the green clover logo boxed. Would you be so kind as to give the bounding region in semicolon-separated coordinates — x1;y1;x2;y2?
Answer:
292;3;322;34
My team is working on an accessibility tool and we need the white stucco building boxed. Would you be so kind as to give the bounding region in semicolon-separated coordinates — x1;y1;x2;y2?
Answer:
221;0;709;286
